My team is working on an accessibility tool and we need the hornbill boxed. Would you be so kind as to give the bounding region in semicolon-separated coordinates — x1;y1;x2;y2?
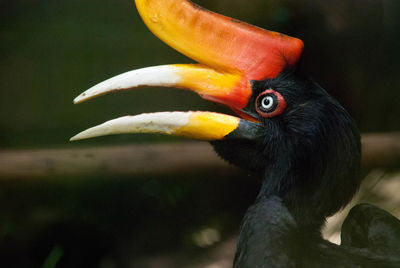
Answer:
71;0;400;266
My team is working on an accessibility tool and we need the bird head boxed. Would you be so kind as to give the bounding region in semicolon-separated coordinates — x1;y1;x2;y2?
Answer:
72;0;361;223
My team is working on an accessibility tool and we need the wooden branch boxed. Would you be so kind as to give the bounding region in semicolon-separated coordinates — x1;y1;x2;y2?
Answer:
361;132;400;167
0;143;234;178
0;133;398;178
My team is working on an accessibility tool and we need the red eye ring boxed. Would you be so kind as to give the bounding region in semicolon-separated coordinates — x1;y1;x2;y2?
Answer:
255;89;287;118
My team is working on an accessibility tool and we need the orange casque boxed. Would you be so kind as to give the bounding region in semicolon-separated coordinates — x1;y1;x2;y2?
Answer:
135;0;304;110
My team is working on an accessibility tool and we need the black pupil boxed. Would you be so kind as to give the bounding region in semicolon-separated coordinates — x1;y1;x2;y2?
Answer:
258;93;278;113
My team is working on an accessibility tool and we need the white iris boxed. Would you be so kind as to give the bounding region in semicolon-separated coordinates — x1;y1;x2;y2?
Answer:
261;96;274;110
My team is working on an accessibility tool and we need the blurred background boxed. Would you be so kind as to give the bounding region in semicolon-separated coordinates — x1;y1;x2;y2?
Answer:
0;0;399;267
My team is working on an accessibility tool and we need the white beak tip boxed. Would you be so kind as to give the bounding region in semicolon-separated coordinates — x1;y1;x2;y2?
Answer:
69;134;81;142
73;94;87;104
69;130;94;141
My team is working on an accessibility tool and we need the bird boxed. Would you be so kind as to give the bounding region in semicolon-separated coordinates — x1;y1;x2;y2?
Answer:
71;0;400;267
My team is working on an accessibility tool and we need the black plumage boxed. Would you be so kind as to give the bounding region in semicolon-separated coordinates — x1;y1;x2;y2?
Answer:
234;196;400;267
212;69;400;267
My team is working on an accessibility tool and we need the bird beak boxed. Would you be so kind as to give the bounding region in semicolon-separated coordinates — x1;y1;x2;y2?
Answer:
70;111;262;141
71;0;303;141
73;64;250;109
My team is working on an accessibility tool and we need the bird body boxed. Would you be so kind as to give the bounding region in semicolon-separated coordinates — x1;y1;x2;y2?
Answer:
234;196;400;267
71;0;400;266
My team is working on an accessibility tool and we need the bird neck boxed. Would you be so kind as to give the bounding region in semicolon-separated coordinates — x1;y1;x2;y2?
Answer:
234;195;300;267
259;171;327;232
258;97;362;231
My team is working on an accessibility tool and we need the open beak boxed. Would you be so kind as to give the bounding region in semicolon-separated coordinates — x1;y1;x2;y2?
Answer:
71;0;303;142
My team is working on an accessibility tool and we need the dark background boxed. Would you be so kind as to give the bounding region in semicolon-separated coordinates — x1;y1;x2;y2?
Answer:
0;0;399;267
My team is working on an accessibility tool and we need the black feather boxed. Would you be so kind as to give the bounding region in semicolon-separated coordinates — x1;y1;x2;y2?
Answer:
211;69;400;267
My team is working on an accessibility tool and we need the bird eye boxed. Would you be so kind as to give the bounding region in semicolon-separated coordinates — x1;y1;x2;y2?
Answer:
255;89;286;118
260;95;276;111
